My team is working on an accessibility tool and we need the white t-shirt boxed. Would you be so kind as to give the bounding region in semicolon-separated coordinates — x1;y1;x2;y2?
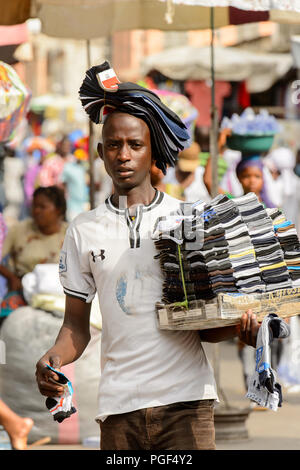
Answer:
59;190;218;421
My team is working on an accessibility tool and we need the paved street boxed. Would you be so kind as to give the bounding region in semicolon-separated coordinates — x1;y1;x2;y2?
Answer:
211;340;300;450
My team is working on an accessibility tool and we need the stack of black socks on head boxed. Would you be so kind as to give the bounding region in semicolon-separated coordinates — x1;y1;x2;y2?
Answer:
79;61;190;174
153;193;300;306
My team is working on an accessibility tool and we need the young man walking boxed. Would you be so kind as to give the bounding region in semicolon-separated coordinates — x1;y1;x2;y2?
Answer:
35;63;259;450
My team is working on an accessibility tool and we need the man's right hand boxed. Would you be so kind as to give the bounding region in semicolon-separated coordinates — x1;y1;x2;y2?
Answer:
35;355;65;398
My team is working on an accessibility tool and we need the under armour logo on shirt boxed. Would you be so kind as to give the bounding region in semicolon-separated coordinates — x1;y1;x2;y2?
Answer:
91;249;105;262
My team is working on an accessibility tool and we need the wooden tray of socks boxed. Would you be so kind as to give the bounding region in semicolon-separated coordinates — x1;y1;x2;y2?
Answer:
156;287;300;330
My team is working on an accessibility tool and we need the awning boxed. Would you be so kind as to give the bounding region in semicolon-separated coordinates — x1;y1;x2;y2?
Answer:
141;45;293;93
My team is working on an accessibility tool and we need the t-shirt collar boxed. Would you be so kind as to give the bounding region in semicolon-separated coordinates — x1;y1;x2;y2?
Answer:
105;189;164;215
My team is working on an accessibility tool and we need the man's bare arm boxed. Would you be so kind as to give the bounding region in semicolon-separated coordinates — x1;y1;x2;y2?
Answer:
35;295;91;398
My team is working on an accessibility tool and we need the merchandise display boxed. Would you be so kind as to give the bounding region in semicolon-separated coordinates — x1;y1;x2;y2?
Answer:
153;193;300;330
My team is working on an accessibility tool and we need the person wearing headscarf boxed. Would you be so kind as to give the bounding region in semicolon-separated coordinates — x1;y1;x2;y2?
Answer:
236;156;276;208
35;61;259;451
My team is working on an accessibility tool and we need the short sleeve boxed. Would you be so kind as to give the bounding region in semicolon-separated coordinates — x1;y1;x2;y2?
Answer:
59;226;96;303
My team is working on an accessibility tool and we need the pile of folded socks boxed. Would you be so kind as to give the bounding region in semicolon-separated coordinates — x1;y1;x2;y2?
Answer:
153;205;201;304
153;193;298;306
232;193;292;292
195;203;238;298
154;201;238;303
154;236;200;304
210;194;264;294
267;208;300;287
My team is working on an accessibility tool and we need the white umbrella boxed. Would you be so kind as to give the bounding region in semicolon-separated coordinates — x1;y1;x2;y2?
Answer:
159;0;300;14
2;1;299;37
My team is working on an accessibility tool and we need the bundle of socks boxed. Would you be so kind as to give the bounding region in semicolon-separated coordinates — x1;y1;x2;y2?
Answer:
45;365;76;423
232;194;292;292
210;194;264;294
195;204;237;299
154;204;210;304
153;192;299;307
153;201;238;304
267;208;300;287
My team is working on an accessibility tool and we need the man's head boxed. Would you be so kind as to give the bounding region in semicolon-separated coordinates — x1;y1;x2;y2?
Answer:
79;63;190;176
97;111;153;191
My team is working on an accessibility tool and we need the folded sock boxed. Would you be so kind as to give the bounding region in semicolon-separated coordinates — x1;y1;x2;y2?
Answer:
45;365;76;423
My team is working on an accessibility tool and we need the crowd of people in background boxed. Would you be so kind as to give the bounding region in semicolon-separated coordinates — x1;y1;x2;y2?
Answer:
1;124;300;230
1;133;90;227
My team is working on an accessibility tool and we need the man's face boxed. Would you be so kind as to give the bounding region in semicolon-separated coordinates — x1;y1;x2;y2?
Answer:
98;112;152;191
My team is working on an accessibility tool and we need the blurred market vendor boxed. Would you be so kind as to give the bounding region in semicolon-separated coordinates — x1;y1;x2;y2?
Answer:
163;142;211;202
36;136;74;188
60;148;89;221
0;186;67;300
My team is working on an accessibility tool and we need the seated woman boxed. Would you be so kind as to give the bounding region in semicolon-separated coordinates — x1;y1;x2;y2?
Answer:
0;185;101;445
0;185;67;302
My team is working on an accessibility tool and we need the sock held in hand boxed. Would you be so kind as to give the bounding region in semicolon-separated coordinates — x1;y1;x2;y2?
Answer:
45;364;76;423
